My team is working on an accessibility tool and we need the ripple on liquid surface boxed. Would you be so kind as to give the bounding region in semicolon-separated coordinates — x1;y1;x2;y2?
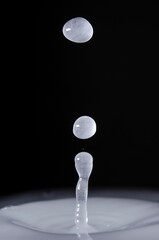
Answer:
1;197;159;234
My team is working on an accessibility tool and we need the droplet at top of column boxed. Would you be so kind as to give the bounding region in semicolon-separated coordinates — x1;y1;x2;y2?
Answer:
75;152;93;179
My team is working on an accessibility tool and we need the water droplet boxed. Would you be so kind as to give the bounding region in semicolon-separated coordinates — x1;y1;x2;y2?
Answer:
75;152;93;179
62;17;93;43
73;116;96;139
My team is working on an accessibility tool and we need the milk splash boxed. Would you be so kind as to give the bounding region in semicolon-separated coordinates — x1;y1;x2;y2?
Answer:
75;152;93;229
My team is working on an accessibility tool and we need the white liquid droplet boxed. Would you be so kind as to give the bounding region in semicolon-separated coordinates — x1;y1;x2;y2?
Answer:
62;17;93;43
74;152;93;231
73;116;96;139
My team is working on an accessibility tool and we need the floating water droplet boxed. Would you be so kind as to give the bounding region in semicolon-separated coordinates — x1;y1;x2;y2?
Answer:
62;17;93;43
73;116;96;139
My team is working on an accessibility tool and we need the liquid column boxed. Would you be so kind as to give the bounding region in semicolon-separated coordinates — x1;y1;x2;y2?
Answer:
75;152;93;230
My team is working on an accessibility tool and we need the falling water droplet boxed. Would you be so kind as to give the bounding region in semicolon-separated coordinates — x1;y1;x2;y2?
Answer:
74;151;93;231
73;116;96;139
62;17;93;43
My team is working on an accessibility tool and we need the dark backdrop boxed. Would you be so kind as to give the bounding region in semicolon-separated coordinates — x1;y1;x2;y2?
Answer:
1;2;158;198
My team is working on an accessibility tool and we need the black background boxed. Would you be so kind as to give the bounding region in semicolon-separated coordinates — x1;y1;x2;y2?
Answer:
1;2;159;198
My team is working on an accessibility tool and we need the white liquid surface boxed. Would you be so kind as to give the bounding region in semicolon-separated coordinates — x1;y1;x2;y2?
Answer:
0;197;159;240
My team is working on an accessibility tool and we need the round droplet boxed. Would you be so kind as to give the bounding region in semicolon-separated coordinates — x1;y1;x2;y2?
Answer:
62;17;93;43
73;116;96;139
75;151;93;179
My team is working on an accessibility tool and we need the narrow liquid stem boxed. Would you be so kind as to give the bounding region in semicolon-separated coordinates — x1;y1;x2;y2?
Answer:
74;151;93;232
75;178;89;227
77;232;93;240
